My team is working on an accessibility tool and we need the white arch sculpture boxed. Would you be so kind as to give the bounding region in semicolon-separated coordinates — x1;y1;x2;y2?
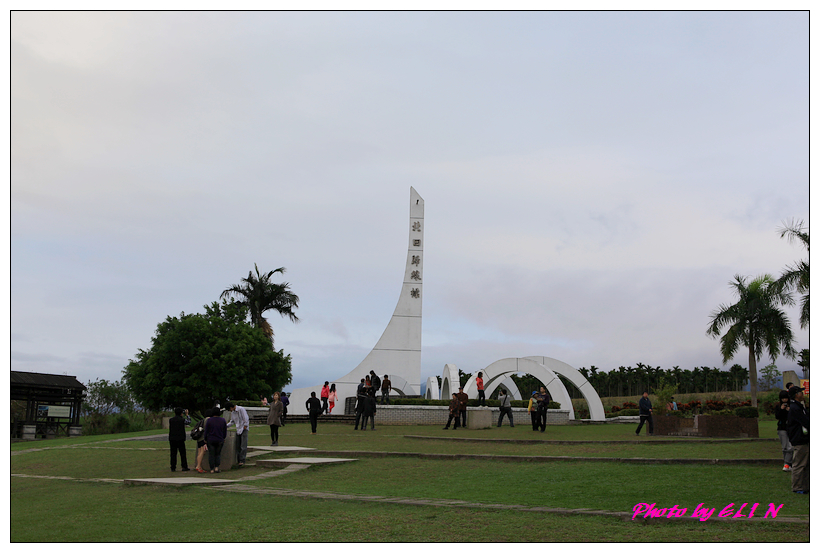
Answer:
440;363;460;400
462;357;606;421
424;376;440;400
524;356;605;421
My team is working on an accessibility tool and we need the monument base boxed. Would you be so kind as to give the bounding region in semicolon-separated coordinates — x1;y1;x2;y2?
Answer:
467;409;492;429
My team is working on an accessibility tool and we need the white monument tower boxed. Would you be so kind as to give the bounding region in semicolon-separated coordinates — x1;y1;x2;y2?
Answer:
288;187;424;410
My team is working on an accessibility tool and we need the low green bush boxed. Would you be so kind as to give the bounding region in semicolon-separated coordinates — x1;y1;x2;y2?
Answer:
618;409;639;416
733;406;760;418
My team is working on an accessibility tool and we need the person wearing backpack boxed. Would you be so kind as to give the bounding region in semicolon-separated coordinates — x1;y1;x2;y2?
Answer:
528;391;540;431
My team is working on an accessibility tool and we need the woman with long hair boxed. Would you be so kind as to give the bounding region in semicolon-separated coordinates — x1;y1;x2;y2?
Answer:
328;384;337;414
266;391;284;446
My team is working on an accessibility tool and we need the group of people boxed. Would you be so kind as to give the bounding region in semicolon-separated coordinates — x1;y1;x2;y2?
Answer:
168;394;292;475
776;383;810;495
443;383;552;430
354;371;391;430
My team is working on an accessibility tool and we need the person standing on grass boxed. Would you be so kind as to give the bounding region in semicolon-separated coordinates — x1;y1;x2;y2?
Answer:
775;389;794;472
381;374;392;405
354;380;368;430
536;386;551;432
361;379;377;430
280;392;289;426
204;407;227;473
636;391;654;436
225;401;250;467
528;391;540;431
456;386;469;428
193;409;212;473
476;372;486;406
320;381;330;415
328;383;338;414
306;391;322;434
267;392;284;446
786;386;809;494
497;388;514;427
168;407;190;472
443;392;461;429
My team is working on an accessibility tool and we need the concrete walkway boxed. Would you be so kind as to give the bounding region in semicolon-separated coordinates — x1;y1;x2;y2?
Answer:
304;449;781;465
207;485;809;525
405;435;775;445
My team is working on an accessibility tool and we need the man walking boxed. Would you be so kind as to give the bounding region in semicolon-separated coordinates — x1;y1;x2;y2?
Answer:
636;391;654;436
381;374;392;405
456;385;469;428
786;386;809;494
306;391;323;434
497;388;514;427
168;407;190;472
225;401;250;467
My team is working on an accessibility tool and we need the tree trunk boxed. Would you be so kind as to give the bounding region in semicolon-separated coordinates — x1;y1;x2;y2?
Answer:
748;346;758;408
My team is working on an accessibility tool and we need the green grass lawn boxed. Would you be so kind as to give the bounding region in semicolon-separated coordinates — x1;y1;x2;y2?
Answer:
11;420;808;542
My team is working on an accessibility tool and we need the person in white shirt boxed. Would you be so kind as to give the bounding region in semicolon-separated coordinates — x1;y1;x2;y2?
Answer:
225;401;250;467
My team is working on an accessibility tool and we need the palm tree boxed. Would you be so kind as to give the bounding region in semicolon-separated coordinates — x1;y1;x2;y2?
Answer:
776;218;809;329
707;274;796;407
220;264;300;344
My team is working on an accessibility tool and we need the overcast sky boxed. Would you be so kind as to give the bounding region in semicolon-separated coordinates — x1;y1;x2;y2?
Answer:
10;11;810;392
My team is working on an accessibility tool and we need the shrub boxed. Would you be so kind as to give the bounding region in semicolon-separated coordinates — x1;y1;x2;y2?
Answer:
610;405;621;412
618;409;639;416
734;406;760;418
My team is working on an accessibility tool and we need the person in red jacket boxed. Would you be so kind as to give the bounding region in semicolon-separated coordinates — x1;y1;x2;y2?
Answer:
320;381;330;414
476;372;486;407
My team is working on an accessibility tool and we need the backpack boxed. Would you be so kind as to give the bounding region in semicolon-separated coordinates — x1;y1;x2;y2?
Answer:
190;418;205;441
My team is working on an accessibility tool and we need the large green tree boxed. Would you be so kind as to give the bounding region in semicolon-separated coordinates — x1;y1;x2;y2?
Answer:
707;274;796;407
220;264;300;344
123;301;292;413
776;218;809;329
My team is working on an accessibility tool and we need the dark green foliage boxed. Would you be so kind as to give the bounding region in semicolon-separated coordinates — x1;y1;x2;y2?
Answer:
733;406;760;418
618;409;639;416
123;301;292;413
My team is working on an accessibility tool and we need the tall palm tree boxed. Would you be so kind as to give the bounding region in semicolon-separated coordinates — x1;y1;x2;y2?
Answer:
776;218;809;329
220;264;300;344
707;274;796;407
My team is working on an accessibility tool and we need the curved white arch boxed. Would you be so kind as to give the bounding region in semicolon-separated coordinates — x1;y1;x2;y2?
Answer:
440;363;460;400
497;377;522;400
463;358;575;420
424;376;440;400
524;356;605;421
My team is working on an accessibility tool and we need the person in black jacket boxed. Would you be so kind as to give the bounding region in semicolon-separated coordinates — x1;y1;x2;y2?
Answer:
775;390;794;471
786;386;809;494
636;391;653;436
306;392;322;434
168;407;190;472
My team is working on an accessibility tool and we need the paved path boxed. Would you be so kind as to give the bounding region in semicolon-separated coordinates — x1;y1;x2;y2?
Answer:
304;449;780;465
405;435;775;445
208;485;809;524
